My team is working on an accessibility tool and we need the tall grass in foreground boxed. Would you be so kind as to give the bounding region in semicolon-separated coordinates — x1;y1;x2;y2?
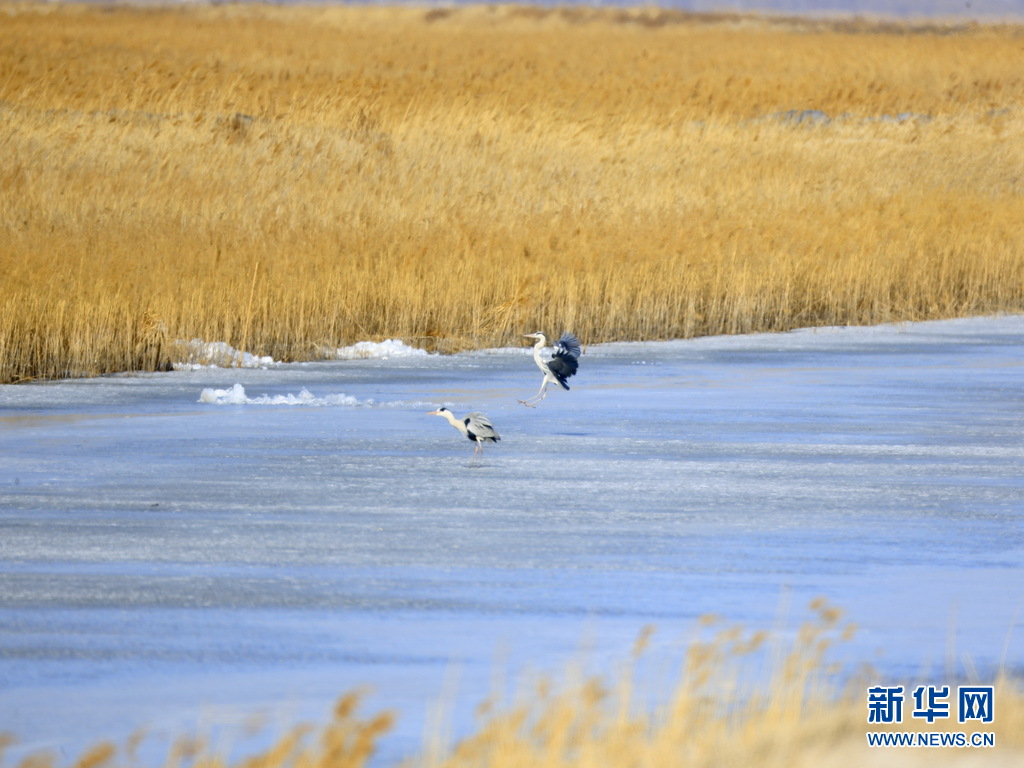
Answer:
2;5;1024;382
1;600;1021;768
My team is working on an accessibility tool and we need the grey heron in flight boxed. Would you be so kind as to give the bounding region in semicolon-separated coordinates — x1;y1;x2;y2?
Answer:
428;407;500;466
518;331;581;407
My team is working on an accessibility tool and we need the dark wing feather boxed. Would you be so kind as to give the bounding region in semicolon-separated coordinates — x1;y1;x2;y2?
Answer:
546;332;580;388
553;332;581;361
547;356;577;388
465;412;500;442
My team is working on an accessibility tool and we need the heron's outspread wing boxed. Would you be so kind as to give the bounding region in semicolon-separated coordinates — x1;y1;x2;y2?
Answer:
464;412;500;442
546;332;580;387
553;332;581;361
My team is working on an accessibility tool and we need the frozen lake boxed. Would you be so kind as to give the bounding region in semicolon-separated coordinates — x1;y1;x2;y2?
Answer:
1;316;1023;764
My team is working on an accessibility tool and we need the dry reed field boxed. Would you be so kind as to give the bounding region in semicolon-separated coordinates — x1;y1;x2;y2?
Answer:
2;600;1022;768
1;3;1024;383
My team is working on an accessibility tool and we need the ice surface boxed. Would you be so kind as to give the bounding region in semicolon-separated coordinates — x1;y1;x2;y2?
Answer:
1;316;1023;765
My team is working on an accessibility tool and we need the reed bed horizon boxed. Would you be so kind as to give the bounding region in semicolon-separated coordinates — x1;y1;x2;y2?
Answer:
2;3;1024;382
2;599;1021;768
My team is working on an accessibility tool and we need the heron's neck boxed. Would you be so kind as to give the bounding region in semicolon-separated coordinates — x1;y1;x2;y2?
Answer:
532;339;546;364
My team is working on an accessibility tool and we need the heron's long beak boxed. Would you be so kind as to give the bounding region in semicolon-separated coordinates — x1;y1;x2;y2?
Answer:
427;409;440;415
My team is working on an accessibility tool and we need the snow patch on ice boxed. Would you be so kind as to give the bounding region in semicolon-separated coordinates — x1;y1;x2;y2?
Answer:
174;337;430;369
197;384;430;408
198;384;362;407
173;340;277;370
326;339;431;360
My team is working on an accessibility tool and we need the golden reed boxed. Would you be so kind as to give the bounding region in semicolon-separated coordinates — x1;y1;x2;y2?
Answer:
1;600;1021;767
2;4;1023;382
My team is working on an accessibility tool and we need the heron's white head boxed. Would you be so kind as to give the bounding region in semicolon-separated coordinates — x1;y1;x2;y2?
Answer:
523;332;547;344
429;407;462;428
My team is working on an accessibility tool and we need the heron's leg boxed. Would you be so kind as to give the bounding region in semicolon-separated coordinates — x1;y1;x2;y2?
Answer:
518;380;548;407
527;386;550;405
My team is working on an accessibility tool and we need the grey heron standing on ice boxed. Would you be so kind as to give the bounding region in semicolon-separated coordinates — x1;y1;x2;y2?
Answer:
519;331;581;407
428;407;500;466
